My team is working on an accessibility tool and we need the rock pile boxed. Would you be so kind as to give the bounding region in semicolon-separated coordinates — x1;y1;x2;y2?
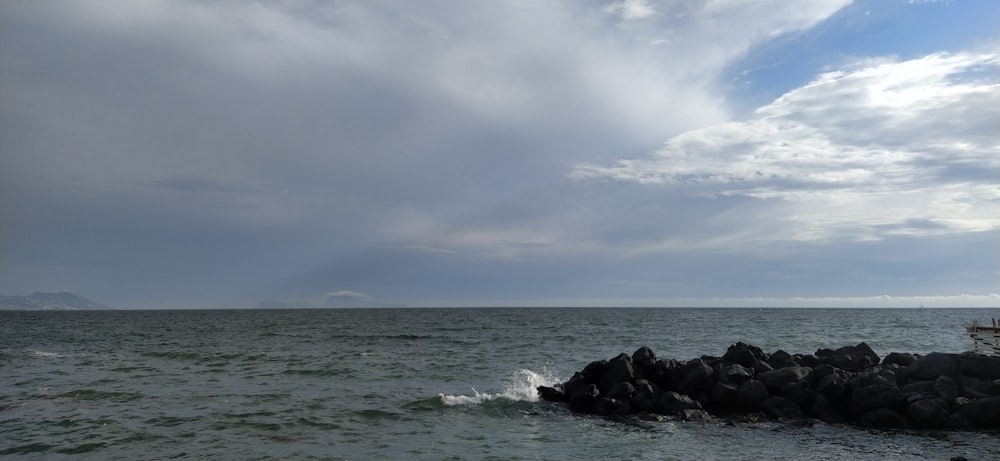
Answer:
537;343;1000;429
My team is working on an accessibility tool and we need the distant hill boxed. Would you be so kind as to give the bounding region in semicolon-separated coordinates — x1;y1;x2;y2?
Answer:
322;294;405;308
256;294;405;309
0;291;109;310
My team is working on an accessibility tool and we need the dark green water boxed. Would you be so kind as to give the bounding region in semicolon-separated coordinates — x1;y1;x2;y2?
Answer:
1;308;997;460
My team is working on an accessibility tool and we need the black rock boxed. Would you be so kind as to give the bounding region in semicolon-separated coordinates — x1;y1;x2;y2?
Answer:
600;354;635;393
546;344;1000;430
913;352;958;381
907;397;949;428
761;395;803;420
537;385;563;402
882;352;917;367
657;391;702;414
959;395;1000;427
815;342;880;372
756;366;811;394
723;342;766;368
956;352;1000;381
767;350;796;369
736;379;770;410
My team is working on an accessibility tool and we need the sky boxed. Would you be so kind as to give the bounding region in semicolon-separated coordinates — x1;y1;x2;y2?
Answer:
1;0;998;308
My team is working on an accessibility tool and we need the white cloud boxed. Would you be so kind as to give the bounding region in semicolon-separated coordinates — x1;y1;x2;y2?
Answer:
327;290;369;299
572;51;1000;243
606;0;659;21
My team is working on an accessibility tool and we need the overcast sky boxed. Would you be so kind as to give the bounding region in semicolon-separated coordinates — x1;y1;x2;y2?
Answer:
2;0;997;308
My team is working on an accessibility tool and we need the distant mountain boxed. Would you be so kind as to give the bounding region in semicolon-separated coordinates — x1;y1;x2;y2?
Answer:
0;291;109;310
255;295;405;309
322;294;405;308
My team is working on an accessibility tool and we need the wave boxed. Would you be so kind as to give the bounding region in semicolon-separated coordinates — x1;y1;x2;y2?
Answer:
438;368;560;406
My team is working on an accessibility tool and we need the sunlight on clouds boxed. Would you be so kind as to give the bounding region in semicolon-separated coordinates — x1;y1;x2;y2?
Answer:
572;51;1000;243
606;0;658;21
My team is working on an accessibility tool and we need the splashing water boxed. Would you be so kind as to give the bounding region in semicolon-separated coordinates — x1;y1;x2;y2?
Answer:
439;369;560;406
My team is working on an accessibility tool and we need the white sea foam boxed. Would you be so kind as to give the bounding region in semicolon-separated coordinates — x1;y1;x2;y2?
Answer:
439;368;560;406
29;350;63;358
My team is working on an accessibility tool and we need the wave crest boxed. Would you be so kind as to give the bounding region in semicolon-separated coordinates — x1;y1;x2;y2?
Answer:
438;368;560;406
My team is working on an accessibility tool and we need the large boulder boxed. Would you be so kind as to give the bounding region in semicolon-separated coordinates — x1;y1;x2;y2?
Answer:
882;352;917;367
723;342;766;368
716;363;753;385
907;397;949;428
632;346;657;376
567;383;600;412
956;352;1000;381
957;375;1000;398
600;353;635;393
657;391;702;414
709;381;740;408
912;352;958;381
935;375;959;402
849;375;905;416
767;350;796;369
674;358;714;396
958;396;1000;428
756;366;811;393
815;342;880;372
736;379;770;410
761;395;803;420
580;359;607;380
631;379;660;412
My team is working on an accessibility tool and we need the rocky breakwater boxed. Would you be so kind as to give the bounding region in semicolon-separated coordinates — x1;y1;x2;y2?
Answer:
537;343;1000;430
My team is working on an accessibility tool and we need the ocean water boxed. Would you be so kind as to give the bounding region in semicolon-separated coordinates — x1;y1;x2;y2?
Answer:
1;307;998;460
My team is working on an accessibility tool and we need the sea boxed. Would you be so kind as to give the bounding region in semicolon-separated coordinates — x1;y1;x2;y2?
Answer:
1;307;998;460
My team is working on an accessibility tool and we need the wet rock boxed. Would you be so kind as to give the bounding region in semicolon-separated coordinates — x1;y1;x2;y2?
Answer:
709;382;739;408
913;352;957;380
716;363;753;384
632;346;657;376
568;383;600;412
632;379;660;413
723;342;766;368
959;396;1000;428
541;344;1000;430
600;354;635;393
606;381;636;403
657;391;702;414
680;408;712;422
849;375;904;416
594;396;630;415
956;352;1000;380
756;366;811;393
957;375;1000;398
761;395;803;420
793;354;819;368
907;397;949;428
674;358;714;397
934;375;959;402
809;394;841;421
736;379;770;410
815;342;880;372
882;352;917;367
767;350;796;369
537;385;563;402
901;380;937;404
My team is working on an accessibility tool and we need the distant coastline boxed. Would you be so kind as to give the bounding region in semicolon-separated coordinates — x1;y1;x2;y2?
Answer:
0;291;109;310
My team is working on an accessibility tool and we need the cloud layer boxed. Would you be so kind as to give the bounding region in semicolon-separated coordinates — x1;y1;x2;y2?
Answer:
2;0;996;307
573;51;1000;244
